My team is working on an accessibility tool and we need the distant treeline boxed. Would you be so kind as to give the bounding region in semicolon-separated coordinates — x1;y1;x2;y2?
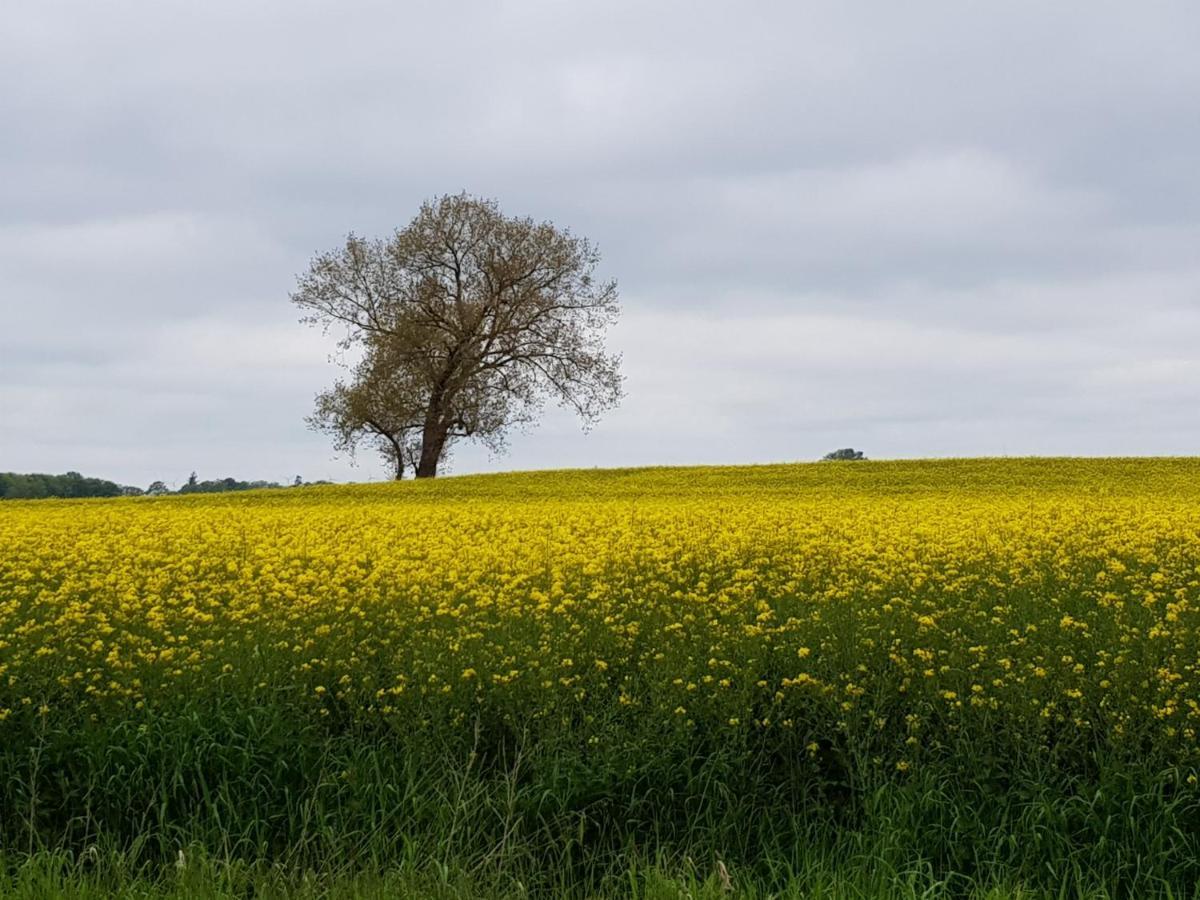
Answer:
176;473;285;495
0;471;128;500
0;471;325;500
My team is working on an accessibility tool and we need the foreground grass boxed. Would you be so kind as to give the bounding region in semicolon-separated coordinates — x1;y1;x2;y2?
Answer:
3;848;1176;899
3;459;1200;896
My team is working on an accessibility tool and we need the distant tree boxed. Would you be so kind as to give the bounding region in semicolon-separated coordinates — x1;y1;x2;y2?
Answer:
0;474;41;499
146;480;170;496
822;448;866;461
293;475;303;487
178;475;282;494
186;471;198;488
119;485;144;496
293;193;623;478
0;471;123;500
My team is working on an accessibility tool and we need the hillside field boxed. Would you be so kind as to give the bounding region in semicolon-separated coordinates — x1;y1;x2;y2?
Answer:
2;459;1199;898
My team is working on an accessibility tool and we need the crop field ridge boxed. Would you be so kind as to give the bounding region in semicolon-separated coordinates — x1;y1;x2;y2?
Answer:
2;459;1199;897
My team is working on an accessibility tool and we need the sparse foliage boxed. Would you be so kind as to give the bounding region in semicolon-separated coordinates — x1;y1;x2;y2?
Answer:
294;193;623;478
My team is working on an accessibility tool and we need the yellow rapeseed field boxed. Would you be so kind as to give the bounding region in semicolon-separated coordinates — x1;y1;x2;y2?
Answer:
2;458;1199;773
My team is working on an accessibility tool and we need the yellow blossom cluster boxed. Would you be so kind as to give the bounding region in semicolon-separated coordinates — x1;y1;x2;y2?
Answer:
2;458;1199;767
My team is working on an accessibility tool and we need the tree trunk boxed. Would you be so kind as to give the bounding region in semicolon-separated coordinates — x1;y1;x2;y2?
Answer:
381;432;404;480
415;421;448;478
416;373;455;478
415;444;441;477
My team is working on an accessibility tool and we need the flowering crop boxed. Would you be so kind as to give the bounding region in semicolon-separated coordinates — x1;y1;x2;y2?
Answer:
3;457;1199;777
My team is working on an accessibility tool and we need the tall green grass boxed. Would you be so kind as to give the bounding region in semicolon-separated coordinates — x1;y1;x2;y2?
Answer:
3;698;1198;896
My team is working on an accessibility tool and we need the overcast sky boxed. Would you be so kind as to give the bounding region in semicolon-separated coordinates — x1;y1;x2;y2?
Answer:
3;1;1198;486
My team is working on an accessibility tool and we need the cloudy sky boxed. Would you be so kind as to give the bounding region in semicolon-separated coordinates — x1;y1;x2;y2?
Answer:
3;1;1198;486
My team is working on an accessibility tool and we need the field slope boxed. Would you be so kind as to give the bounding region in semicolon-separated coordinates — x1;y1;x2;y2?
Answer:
2;459;1199;897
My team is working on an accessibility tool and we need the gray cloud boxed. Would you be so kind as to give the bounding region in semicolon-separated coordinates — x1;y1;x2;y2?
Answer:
1;0;1198;486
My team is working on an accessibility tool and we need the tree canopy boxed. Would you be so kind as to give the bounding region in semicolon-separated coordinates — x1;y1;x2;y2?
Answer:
293;193;623;478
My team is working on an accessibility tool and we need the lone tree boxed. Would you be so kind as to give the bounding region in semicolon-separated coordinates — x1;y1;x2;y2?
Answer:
293;193;623;478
